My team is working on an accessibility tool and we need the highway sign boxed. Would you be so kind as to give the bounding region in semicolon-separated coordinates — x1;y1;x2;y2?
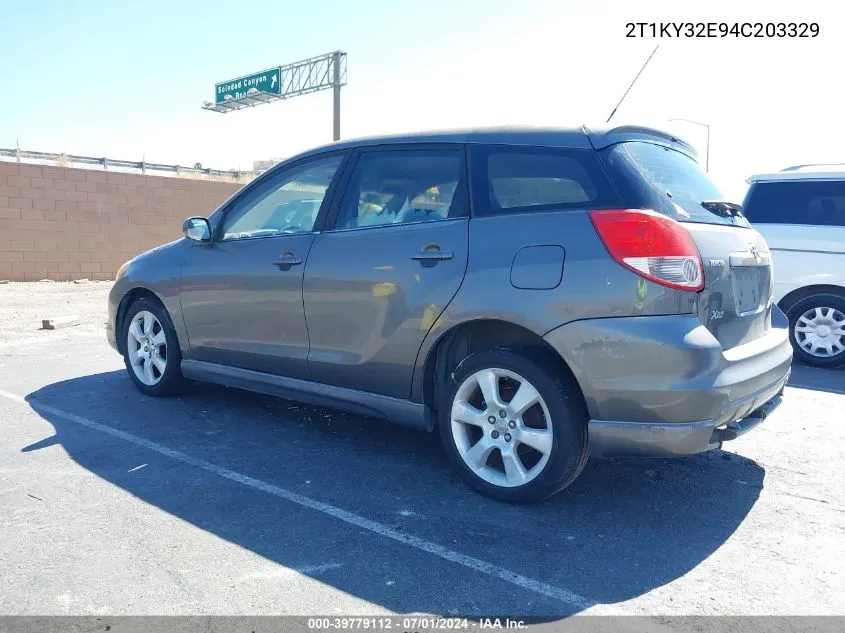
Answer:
215;67;282;104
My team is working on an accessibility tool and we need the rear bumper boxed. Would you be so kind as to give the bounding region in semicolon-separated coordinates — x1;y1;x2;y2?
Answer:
587;377;787;457
543;309;793;457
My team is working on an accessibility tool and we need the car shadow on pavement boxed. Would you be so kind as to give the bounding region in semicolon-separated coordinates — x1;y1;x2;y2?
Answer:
21;371;766;618
787;363;845;395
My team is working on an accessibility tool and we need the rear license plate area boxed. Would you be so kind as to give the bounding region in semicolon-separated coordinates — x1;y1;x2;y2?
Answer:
732;267;763;315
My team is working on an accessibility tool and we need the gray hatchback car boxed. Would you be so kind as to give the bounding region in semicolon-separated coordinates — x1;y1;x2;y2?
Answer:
107;125;793;503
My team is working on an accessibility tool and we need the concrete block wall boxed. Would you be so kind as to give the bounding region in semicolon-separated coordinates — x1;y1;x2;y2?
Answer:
0;162;241;281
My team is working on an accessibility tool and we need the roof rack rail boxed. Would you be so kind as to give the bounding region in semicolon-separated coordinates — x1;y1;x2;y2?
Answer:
781;163;845;172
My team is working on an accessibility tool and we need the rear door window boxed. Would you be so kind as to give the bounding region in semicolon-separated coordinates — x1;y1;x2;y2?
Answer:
333;149;467;230
601;141;749;227
742;180;845;226
471;146;619;216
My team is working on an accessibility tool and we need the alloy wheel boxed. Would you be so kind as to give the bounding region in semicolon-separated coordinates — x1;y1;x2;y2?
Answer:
127;310;168;386
450;368;553;488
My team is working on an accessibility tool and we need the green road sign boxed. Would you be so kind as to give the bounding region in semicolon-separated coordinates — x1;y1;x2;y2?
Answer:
215;67;282;104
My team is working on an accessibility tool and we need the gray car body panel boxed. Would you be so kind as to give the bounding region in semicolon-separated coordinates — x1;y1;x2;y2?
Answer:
407;210;696;403
179;233;317;380
303;217;470;399
107;125;791;457
107;239;192;356
542;309;791;426
685;222;774;350
274;124;694;163
547;308;792;457
181;359;425;429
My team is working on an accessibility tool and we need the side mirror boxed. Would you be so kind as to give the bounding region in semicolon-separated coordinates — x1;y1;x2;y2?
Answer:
182;217;211;242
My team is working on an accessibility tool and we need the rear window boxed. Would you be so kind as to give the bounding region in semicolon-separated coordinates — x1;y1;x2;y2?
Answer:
743;180;845;226
473;146;619;216
601;141;749;227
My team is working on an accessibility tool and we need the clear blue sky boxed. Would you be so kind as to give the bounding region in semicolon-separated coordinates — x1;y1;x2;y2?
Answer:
2;0;843;198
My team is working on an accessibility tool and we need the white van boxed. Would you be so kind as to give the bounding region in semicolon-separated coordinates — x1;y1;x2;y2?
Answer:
744;166;845;368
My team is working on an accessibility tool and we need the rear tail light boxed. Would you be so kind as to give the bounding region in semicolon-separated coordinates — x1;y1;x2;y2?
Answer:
588;209;704;292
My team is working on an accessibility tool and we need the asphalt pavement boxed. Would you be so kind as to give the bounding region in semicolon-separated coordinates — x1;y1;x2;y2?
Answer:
0;282;842;626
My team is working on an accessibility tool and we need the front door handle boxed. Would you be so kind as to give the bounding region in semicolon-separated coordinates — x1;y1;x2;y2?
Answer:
272;253;303;267
411;244;454;261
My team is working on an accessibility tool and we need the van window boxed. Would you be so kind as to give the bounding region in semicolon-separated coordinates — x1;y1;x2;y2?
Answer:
742;180;845;226
601;141;749;227
473;146;619;216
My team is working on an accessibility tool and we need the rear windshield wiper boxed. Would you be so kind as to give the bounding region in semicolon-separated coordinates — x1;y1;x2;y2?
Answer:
700;200;743;218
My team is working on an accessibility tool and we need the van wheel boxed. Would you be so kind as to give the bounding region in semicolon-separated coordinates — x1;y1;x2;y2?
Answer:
439;347;589;504
122;297;186;396
786;294;845;368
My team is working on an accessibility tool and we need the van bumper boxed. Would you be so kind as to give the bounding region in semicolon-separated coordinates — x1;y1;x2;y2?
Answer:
543;310;793;457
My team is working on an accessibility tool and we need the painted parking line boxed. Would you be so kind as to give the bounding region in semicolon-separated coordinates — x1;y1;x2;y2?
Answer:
0;387;609;614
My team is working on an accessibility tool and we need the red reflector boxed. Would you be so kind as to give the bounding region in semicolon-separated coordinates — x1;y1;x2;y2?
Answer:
588;209;704;292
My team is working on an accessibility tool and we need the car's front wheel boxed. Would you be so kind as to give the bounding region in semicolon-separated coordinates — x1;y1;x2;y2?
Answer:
122;296;185;396
787;293;845;368
439;347;589;503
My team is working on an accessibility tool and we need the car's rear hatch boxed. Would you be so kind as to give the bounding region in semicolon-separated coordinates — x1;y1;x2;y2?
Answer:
597;136;773;350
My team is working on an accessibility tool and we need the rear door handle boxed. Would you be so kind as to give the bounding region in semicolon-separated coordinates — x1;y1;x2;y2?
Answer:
272;254;303;267
411;245;454;261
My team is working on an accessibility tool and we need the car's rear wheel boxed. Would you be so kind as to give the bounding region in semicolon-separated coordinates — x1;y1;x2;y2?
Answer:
787;294;845;368
439;347;589;503
122;296;185;395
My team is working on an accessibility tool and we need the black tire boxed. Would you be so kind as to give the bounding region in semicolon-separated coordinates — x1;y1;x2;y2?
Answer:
786;293;845;369
121;296;186;396
438;347;589;504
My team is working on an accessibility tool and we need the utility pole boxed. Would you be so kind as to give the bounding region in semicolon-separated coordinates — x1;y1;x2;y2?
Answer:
332;50;342;141
670;118;711;172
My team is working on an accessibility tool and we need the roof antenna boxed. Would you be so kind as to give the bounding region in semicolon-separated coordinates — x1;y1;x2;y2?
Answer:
606;45;659;124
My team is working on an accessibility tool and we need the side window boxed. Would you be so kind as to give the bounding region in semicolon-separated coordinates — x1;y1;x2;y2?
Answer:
743;181;845;227
334;150;466;230
475;147;617;216
221;155;344;240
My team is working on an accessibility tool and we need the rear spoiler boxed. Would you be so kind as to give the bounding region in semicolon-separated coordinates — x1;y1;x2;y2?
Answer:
584;125;698;161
